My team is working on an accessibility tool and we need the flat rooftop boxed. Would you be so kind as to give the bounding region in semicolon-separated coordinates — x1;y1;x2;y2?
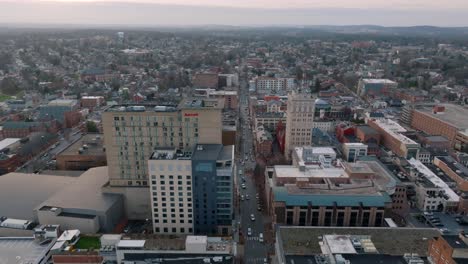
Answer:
192;144;224;161
36;166;121;213
150;148;192;160
373;119;418;145
408;158;459;202
278;226;439;257
274;165;346;179
362;79;397;84
273;185;391;207
437;156;468;180
0;138;21;151
0;237;54;264
417;104;468;130
0;172;77;220
59;134;105;156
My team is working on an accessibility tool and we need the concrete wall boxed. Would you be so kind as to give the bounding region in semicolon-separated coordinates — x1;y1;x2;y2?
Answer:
37;210;99;233
102;186;151;221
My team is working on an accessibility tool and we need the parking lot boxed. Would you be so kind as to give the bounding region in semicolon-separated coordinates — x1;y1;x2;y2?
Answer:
412;212;468;235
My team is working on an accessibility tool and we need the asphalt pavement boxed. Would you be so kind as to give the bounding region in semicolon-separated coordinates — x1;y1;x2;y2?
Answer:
236;73;268;264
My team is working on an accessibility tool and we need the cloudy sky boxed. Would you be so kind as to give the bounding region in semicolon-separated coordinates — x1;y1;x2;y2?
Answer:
0;0;467;26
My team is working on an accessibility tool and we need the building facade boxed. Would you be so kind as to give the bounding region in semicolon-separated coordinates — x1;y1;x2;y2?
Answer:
102;99;223;219
342;143;368;162
148;148;194;235
148;144;233;236
284;92;315;160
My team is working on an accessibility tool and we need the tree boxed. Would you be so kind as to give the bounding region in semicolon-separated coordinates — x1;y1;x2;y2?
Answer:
86;121;99;133
0;77;21;96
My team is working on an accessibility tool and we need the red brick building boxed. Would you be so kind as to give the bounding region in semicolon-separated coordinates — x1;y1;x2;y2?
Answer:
428;234;468;264
81;96;104;111
64;111;83;128
52;254;104;264
410;104;468;150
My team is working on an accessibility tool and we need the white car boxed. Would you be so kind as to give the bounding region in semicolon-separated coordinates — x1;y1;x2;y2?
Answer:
241;195;245;201
241;184;246;189
259;233;264;242
247;228;252;236
250;214;255;221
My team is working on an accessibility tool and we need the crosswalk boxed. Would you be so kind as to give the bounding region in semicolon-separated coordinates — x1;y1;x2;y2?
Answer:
246;236;260;241
246;258;267;264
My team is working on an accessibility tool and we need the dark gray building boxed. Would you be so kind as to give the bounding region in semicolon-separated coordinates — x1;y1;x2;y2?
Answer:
191;144;234;235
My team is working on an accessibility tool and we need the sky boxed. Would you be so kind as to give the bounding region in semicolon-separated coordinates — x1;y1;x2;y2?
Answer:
42;0;468;9
0;0;467;27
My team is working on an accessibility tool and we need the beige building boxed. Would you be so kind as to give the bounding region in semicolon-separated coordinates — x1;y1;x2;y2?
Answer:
148;148;194;234
102;99;223;219
284;92;315;160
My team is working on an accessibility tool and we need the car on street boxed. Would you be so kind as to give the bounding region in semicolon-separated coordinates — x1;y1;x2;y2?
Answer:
241;184;246;189
257;206;262;211
241;195;245;201
250;214;255;221
259;233;264;242
263;258;268;264
246;194;250;200
247;228;252;236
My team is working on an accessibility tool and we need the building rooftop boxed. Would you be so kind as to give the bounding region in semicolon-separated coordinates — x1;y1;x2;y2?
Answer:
59;134;105;156
47;99;77;107
36;166;121;214
408;158;459;202
356;125;379;135
372;119;418;145
105;98;223;113
192;144;224;161
0;237;55;264
57;229;80;242
0;137;20;151
443;235;468;249
150;148;192;160
1;121;41;129
273;186;391;207
436;156;468;180
417;104;468;130
0;172;77;220
117;239;146;248
362;79;397;85
278;226;439;257
274;165;346;179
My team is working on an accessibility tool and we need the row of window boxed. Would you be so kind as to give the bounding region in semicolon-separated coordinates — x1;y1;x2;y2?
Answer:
155;227;193;233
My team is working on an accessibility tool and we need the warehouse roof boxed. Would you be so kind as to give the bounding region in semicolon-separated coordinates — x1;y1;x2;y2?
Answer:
0;172;76;220
36;167;121;213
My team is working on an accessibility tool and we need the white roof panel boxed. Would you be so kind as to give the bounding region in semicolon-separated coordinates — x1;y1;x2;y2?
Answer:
117;239;146;248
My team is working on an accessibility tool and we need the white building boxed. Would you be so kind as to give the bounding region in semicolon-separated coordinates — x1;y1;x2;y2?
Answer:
285;92;315;160
408;159;459;212
255;77;295;95
342;143;368;162
148;149;194;234
292;146;337;168
313;120;336;133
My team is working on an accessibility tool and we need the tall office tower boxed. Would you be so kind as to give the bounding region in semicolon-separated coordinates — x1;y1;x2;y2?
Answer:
284;92;315;160
148;144;234;235
102;99;223;219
